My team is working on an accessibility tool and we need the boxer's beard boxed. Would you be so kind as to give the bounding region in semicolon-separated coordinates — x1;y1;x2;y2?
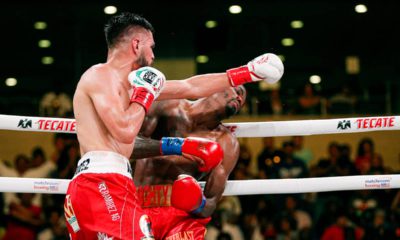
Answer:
225;99;239;117
136;54;151;67
225;105;237;118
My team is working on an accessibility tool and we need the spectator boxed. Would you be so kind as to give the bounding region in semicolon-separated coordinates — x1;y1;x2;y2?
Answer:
260;218;277;240
275;214;299;240
259;89;284;115
310;142;341;177
349;190;379;226
257;137;281;179
355;138;379;174
25;147;56;178
55;141;80;180
320;211;364;240
297;83;321;115
269;89;283;115
241;213;264;240
30;147;46;168
337;144;358;176
231;143;253;180
206;210;245;240
37;207;68;240
363;209;395;239
274;141;308;179
39;91;72;117
368;153;392;175
2;193;43;240
292;136;313;166
24;147;56;212
0;154;31;213
218;196;242;219
0;154;30;177
328;84;357;114
51;141;80;208
50;133;67;163
282;195;312;232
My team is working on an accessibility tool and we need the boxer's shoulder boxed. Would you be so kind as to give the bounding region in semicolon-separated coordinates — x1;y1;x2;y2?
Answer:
78;64;115;88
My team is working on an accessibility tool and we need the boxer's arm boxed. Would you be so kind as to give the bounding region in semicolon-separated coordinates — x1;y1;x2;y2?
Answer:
85;69;145;144
158;53;284;100
197;130;240;218
131;137;161;159
158;73;229;100
131;137;222;171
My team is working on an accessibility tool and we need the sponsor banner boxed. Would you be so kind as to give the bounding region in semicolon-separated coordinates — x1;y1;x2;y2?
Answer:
33;180;61;192
1;175;400;195
337;116;397;131
226;116;399;137
0;114;77;133
1;114;399;137
364;177;392;189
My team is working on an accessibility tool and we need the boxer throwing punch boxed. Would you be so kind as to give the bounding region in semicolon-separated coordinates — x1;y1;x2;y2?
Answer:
64;11;283;240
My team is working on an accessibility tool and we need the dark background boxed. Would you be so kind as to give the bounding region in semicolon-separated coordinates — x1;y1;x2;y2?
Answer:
1;0;399;115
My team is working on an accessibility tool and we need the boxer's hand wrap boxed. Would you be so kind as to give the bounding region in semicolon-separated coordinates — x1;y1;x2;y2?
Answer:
226;53;284;86
128;66;166;112
171;174;206;214
161;137;223;172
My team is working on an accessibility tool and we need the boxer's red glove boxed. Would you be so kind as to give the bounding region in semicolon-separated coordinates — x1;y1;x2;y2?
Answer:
171;174;206;214
161;137;223;172
226;53;284;86
128;66;165;112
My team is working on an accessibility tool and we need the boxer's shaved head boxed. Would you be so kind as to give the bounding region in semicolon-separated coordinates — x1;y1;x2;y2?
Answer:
104;12;154;48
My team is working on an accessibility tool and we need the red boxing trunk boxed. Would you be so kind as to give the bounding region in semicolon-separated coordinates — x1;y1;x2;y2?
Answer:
137;184;210;240
64;151;155;240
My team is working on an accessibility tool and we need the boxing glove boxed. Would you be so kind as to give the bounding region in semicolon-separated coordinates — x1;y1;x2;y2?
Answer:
171;174;206;214
128;66;166;112
161;137;223;172
226;53;284;86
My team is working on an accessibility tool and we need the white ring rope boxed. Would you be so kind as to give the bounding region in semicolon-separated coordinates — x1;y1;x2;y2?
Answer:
1;114;399;195
0;175;398;195
0;114;399;137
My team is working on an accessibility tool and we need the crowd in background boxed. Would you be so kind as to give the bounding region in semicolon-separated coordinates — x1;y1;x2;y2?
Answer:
0;133;399;240
244;82;364;116
0;79;388;117
0;82;397;239
206;136;400;240
0;133;78;240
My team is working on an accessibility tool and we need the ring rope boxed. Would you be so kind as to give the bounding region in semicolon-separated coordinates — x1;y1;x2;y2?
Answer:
0;175;398;195
1;114;399;195
1;114;399;137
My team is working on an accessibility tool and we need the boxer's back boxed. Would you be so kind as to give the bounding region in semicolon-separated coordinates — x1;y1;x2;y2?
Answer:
73;64;134;157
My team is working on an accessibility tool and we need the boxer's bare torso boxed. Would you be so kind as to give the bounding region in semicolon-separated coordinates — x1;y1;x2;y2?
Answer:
74;63;144;158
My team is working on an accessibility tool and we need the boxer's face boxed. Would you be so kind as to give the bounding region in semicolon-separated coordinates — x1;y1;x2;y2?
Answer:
213;86;246;118
136;31;155;67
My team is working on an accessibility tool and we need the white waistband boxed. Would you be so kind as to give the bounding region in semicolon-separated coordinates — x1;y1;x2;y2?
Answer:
73;151;132;179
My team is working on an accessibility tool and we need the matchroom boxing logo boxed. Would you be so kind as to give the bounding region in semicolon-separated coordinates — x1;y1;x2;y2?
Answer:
364;177;391;189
